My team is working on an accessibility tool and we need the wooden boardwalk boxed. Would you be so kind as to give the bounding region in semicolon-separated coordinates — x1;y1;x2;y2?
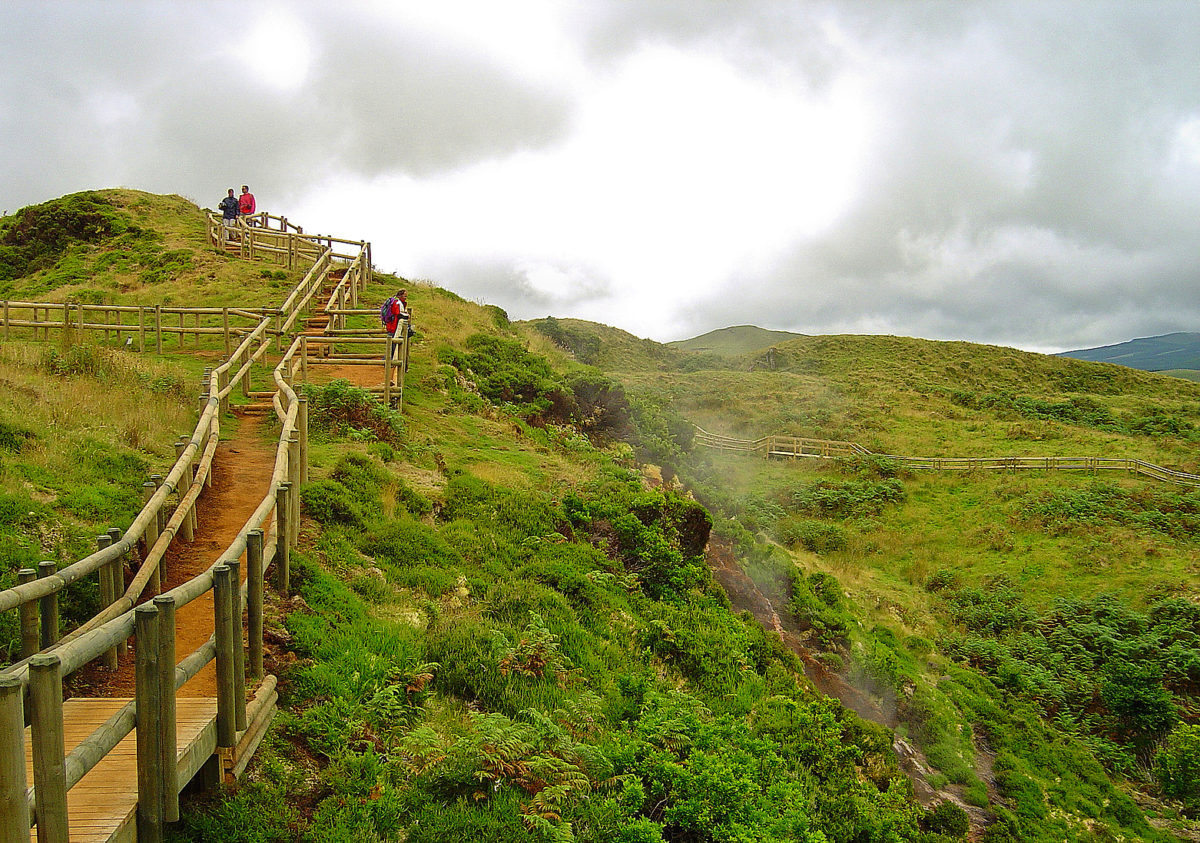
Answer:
1;211;355;842
23;698;217;843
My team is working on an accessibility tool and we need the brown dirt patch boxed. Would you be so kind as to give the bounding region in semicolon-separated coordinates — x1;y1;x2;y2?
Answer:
69;411;276;698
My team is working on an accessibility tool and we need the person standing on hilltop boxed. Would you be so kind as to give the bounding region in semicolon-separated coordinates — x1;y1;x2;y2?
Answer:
217;188;239;241
239;185;256;223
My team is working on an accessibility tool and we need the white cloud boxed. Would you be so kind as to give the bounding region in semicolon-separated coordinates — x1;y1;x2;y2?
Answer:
3;0;1200;351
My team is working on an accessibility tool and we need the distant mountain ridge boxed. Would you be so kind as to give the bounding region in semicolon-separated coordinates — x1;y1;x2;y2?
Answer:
1057;332;1200;372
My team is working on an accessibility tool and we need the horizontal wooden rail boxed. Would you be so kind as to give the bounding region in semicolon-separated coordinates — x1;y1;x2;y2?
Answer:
0;207;374;841
693;425;1200;488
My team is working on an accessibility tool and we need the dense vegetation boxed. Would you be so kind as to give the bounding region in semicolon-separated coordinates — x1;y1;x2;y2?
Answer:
182;442;953;842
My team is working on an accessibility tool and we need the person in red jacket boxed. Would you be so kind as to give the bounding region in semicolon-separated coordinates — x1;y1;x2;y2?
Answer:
238;185;256;223
383;289;409;339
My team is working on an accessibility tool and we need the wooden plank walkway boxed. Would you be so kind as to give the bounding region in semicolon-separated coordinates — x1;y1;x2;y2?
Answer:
23;698;216;843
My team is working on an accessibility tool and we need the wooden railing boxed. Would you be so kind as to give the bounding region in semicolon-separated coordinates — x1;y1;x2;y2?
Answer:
693;426;1200;488
0;301;278;354
0;212;377;842
693;429;870;459
207;212;373;273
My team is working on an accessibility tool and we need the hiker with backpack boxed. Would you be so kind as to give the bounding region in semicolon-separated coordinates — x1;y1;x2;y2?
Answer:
381;290;411;362
381;289;409;337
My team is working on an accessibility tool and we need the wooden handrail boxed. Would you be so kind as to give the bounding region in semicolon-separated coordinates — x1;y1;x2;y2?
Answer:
694;425;1200;487
0;210;379;840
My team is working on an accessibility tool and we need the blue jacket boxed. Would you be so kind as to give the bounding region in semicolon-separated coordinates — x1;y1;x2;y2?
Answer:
218;195;239;220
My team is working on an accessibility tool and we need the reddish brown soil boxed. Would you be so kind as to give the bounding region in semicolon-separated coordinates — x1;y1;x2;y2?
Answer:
69;278;384;702
69;412;276;698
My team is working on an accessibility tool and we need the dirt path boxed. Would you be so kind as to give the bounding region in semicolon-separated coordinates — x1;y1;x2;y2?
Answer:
70;412;276;698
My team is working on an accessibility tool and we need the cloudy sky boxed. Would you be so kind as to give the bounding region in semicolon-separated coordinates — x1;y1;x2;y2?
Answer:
3;1;1199;352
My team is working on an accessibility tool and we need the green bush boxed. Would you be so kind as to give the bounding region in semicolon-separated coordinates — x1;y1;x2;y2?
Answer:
790;478;906;518
422;616;508;706
439;334;573;421
301;479;365;527
0;421;34;452
1155;724;1200;814
788;571;851;649
0;192;130;282
302;379;405;443
923;800;970;836
362;517;463;570
531;316;601;364
395;479;433;516
778;517;848;553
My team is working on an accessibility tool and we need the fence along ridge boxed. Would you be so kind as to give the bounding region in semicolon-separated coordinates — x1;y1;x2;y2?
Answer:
0;211;373;842
692;425;1200;487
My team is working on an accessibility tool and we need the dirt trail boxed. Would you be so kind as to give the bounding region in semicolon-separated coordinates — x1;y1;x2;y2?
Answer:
72;274;370;700
71;412;276;698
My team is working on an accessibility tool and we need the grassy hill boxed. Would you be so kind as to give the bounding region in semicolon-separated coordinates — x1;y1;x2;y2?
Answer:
4;190;1200;842
667;324;806;356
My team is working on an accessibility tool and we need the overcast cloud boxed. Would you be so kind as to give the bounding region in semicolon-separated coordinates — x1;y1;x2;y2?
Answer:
2;1;1198;352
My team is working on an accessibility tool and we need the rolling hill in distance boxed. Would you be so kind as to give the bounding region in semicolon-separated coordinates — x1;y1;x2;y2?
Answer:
5;189;1200;841
668;324;1200;381
667;324;807;355
1057;331;1200;376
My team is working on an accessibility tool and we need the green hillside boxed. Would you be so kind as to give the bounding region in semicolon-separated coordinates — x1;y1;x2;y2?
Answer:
668;324;806;356
4;190;1200;842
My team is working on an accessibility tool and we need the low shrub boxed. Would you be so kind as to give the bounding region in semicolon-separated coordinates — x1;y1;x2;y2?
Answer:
778;516;848;553
302;379;405;443
790;477;906;518
1155;724;1200;814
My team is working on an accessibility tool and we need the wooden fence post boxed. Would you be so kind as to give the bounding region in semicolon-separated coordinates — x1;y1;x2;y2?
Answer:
218;369;229;416
151;474;166;538
213;565;237;770
240;347;252;397
37;561;59;650
2;301;9;342
152;595;179;823
29;654;68;843
17;568;38;660
97;534;119;671
142;481;161;595
288;434;300;547
135;604;163;843
0;675;29;843
60;302;71;350
247;530;264;679
298;397;309;485
275;483;291;595
174;441;195;543
227;558;247;732
107;527;128;657
384;340;393;407
154;305;163;355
